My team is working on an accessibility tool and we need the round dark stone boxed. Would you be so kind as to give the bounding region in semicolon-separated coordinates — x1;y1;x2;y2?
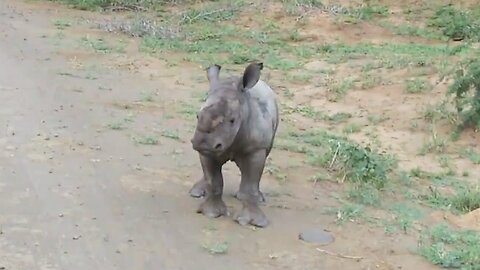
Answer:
299;228;335;245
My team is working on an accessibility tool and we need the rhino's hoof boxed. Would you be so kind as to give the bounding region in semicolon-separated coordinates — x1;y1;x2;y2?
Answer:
189;180;209;198
235;203;269;228
197;197;228;218
235;191;265;203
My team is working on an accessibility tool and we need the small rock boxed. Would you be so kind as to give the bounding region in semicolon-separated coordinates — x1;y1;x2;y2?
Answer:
299;228;335;245
72;235;81;240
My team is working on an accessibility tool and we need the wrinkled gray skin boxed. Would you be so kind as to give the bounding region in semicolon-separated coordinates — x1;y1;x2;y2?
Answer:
189;62;279;228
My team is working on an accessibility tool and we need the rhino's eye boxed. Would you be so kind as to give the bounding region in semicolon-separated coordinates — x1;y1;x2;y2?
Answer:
230;119;235;124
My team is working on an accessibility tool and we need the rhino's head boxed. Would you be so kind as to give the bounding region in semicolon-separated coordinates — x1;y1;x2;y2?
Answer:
190;62;263;156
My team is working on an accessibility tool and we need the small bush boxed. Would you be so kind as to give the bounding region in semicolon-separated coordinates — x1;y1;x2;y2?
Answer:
448;59;480;131
428;5;480;41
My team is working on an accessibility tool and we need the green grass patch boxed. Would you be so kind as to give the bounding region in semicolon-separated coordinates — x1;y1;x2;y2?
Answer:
428;5;480;42
133;135;160;145
381;22;446;40
202;241;229;255
180;1;245;24
406;78;433;94
384;203;423;234
342;123;362;134
288;129;397;189
460;148;480;164
418;223;480;269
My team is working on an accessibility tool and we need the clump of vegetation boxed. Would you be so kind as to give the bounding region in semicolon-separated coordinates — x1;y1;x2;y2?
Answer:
448;59;480;131
418;223;480;269
406;78;433;94
290;130;397;189
281;0;323;15
50;0;187;10
428;5;480;41
420;184;480;214
202;241;229;255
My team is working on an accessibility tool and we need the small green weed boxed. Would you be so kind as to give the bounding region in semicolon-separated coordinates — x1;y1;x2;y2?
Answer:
265;161;287;183
159;129;180;141
290;105;324;119
368;114;388;125
343;4;389;22
381;22;446;40
274;138;308;153
53;19;72;30
140;91;155;102
178;102;198;120
133;135;159;145
386;203;423;234
202;241;229;255
346;183;380;206
343;123;362;134
80;37;112;53
107;122;126;130
327;77;355;101
419;125;450;155
325;203;364;224
281;0;323;15
406;78;433;94
460;148;480;164
327;112;352;123
180;1;245;24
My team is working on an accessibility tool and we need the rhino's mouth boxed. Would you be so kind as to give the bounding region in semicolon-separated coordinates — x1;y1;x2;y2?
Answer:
192;145;225;157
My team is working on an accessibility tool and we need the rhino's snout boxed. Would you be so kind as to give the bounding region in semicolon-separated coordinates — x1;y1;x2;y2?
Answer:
190;133;208;152
191;132;225;154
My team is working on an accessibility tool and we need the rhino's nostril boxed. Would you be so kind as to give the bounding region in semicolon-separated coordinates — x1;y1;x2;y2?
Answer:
214;143;222;150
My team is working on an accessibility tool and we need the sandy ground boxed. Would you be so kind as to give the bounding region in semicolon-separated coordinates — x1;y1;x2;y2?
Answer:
0;0;459;269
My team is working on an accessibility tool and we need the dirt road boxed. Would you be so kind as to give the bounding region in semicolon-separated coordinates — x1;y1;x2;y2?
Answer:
0;1;441;269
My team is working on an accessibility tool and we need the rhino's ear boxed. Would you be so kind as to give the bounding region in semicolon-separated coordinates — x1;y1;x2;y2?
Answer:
241;62;263;91
206;64;221;83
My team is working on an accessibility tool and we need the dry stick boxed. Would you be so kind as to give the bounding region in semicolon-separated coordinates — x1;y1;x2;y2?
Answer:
316;248;364;260
329;142;341;169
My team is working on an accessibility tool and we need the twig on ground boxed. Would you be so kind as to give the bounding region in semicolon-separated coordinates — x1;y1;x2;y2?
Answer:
316;248;364;260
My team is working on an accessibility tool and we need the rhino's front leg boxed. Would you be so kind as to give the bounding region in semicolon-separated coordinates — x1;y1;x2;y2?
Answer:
196;154;228;218
189;176;209;198
234;150;269;228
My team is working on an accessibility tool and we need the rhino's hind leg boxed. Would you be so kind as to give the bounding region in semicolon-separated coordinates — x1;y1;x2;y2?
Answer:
234;150;269;228
189;176;209;198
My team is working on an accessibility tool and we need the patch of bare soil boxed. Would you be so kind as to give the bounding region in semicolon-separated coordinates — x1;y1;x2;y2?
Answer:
1;0;478;270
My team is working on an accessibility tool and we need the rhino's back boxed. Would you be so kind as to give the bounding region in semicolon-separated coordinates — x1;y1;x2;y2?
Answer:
240;80;279;153
248;79;278;118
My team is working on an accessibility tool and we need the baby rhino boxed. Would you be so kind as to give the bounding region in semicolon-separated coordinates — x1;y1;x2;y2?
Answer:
189;62;279;228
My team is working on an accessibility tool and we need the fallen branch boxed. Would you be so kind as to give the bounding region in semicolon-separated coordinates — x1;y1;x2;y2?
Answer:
316;248;364;260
